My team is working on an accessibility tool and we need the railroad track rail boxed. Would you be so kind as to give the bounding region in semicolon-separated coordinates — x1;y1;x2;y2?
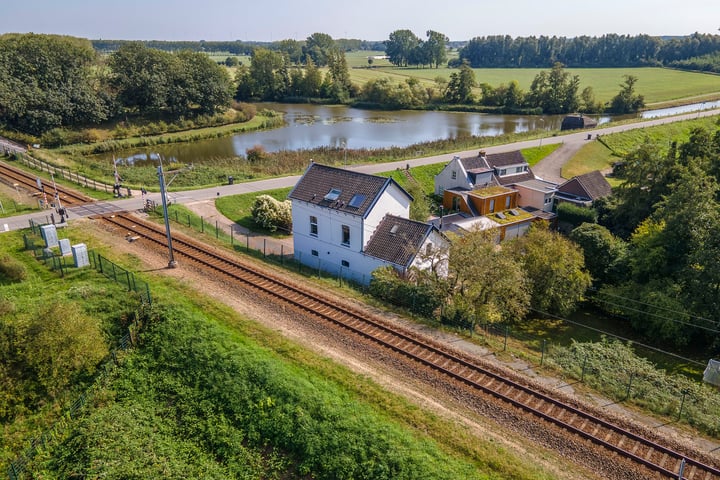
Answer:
99;212;720;480
0;160;93;207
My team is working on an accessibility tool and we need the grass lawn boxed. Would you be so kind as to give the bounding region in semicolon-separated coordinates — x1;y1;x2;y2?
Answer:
0;188;37;217
521;144;561;166
346;53;720;105
561;140;618;179
215;186;292;234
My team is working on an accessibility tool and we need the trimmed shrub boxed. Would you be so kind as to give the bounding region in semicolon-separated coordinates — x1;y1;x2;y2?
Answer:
557;202;597;229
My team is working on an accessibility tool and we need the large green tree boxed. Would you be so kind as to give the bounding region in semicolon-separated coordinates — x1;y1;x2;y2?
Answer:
446;229;530;325
527;62;580;114
110;43;232;117
109;42;173;114
324;48;353;103
385;30;421;67
303;32;336;67
510;224;592;316
168;50;233;116
569;223;627;285
0;33;110;135
423;30;449;68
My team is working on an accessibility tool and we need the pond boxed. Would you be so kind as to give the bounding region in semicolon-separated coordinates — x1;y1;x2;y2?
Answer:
101;100;716;167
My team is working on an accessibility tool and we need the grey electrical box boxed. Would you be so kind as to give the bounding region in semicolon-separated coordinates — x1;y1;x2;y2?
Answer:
59;238;72;256
72;243;90;268
41;224;59;248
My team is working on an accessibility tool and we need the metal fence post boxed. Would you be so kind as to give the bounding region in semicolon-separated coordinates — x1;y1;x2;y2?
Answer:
625;373;635;400
263;239;266;257
581;354;588;382
503;325;509;351
678;390;689;420
201;216;204;233
215;220;218;238
540;339;547;366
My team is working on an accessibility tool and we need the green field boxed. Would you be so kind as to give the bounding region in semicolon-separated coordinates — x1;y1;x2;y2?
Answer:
345;51;720;106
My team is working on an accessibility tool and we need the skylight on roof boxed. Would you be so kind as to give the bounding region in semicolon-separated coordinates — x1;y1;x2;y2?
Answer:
496;212;506;220
348;193;366;208
509;209;519;216
390;224;399;234
324;188;341;201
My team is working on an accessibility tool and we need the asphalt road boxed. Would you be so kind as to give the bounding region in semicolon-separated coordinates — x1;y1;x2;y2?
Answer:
1;108;719;234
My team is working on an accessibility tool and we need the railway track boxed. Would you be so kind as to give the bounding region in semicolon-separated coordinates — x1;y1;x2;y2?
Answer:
0;160;93;207
99;212;720;480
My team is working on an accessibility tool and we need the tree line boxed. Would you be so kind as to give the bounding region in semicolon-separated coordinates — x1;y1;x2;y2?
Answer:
458;32;720;68
571;125;720;351
0;33;234;137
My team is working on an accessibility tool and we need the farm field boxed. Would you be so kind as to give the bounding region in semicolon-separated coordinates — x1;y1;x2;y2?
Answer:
345;51;720;106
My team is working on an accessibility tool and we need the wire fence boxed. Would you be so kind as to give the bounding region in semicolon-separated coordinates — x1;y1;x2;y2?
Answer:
89;251;152;306
162;207;374;289
9;231;151;480
467;317;720;437
24;220;151;305
10;151;113;194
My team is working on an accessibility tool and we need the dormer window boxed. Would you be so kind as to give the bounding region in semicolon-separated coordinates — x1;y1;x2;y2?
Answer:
498;169;507;176
324;188;341;201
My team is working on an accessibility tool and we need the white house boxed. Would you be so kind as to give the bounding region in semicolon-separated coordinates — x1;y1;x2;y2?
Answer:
435;150;539;196
289;163;447;284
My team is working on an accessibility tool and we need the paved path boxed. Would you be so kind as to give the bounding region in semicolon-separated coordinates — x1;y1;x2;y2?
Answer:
2;108;719;234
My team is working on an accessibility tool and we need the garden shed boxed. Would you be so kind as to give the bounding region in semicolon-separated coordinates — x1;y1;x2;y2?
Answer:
560;115;598;131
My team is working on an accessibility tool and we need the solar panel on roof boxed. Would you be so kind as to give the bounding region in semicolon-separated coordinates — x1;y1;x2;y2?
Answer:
496;212;506;219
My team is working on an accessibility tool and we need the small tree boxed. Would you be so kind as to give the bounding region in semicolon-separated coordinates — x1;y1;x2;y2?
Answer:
251;194;292;232
444;61;476;104
608;75;645;114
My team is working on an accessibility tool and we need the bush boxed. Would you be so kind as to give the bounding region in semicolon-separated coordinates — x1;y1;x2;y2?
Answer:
557;202;597;229
0;255;27;283
369;266;444;318
251;195;292;232
246;145;268;163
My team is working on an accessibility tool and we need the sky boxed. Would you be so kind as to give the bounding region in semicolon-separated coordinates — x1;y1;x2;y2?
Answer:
2;0;719;42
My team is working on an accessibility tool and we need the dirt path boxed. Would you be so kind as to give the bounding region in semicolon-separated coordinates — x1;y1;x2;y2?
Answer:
532;137;590;183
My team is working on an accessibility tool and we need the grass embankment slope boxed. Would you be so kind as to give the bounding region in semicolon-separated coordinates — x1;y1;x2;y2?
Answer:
1;227;569;479
561;115;720;180
346;51;720;106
